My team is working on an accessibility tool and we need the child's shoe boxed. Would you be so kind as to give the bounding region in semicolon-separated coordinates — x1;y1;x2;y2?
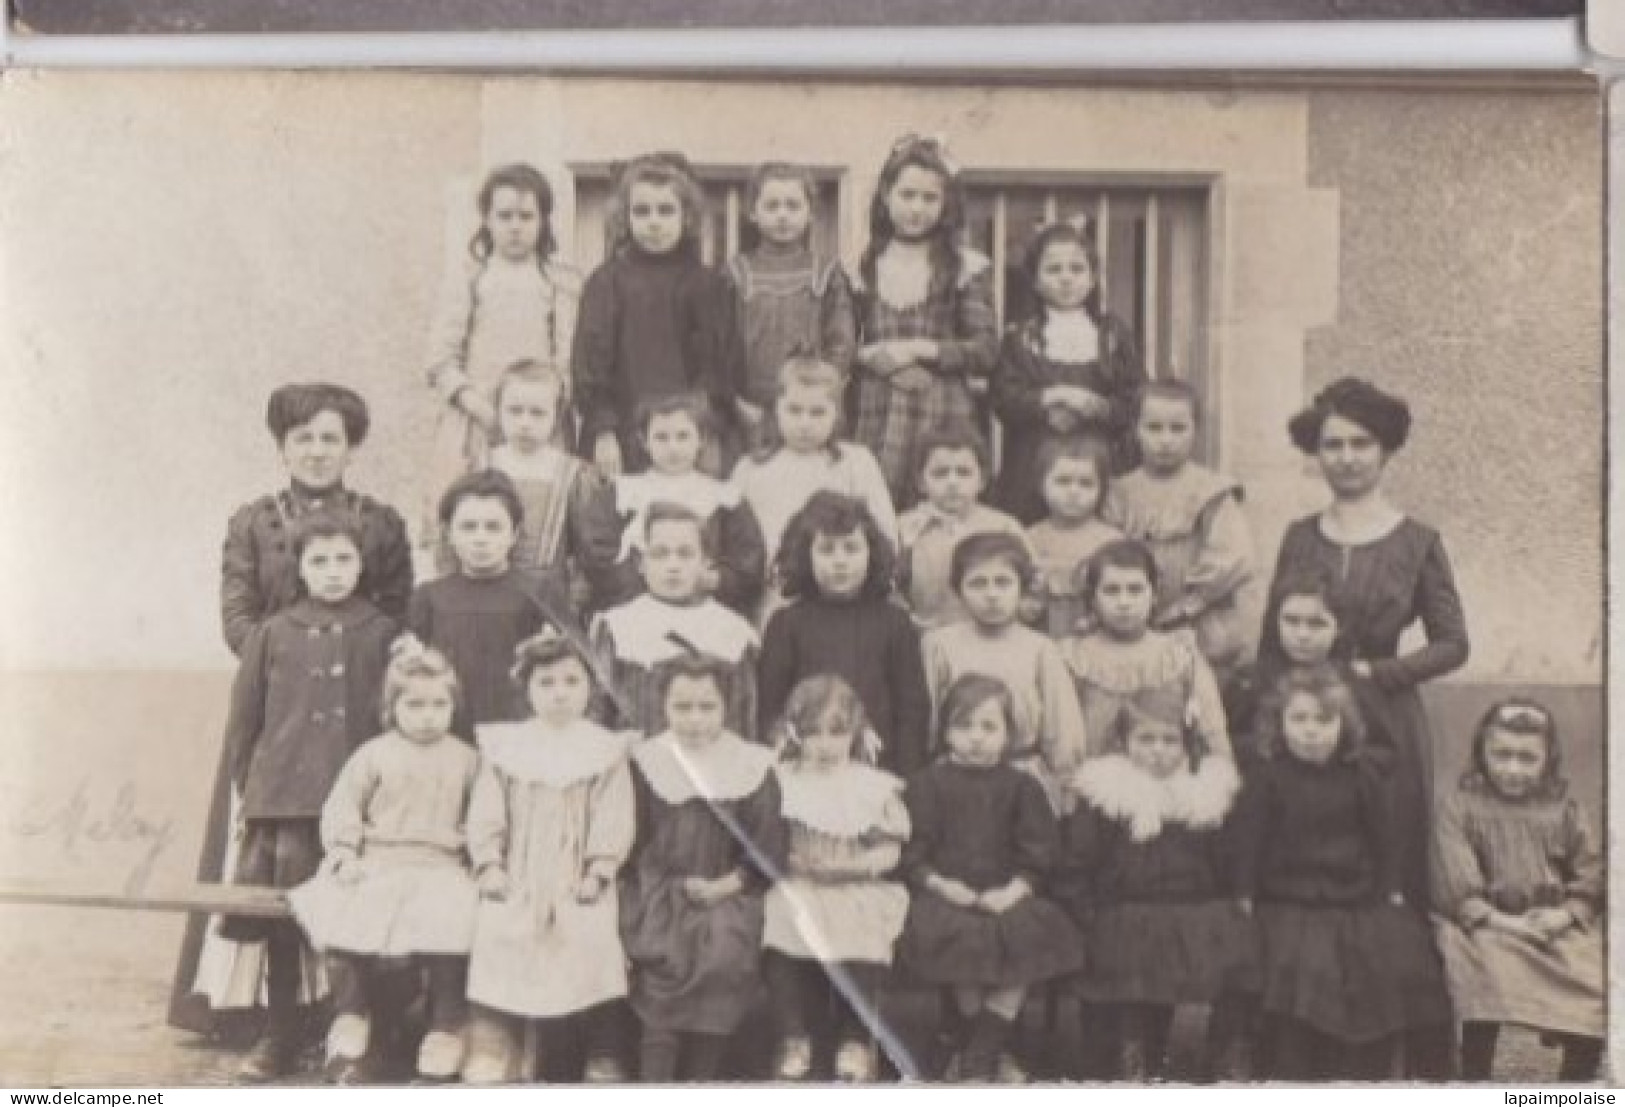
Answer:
323;1013;372;1084
417;1030;466;1082
959;1012;1009;1082
997;1051;1028;1084
582;1052;628;1083
238;1032;300;1083
834;1039;877;1082
1116;1035;1150;1081
773;1035;813;1080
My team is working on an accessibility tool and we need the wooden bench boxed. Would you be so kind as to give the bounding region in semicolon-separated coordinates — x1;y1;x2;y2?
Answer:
0;878;290;918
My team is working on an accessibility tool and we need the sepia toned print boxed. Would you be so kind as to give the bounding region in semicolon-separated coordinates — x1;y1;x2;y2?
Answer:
0;69;1603;1085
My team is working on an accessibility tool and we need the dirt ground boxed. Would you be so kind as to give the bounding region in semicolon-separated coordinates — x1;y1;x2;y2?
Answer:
0;901;1585;1087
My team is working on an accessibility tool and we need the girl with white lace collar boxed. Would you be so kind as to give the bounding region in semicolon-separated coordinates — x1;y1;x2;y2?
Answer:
591;503;762;742
761;676;911;1083
461;631;637;1084
621;655;788;1082
1061;689;1257;1081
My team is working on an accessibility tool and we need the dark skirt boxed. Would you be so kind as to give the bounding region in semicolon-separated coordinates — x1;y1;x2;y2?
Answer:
898;891;1083;987
216;818;323;943
1075;900;1261;1005
619;870;766;1035
1257;900;1451;1044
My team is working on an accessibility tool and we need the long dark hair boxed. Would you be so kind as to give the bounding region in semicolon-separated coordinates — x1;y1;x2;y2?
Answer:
859;136;966;302
469;163;558;268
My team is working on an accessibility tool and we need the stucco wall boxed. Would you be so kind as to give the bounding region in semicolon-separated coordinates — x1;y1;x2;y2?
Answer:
0;71;481;669
0;74;1601;682
1304;88;1604;684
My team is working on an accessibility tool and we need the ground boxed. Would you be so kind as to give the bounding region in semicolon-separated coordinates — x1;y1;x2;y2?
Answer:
0;903;1581;1087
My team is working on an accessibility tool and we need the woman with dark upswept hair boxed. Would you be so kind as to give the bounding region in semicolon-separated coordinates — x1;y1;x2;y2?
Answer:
170;383;413;1067
1256;376;1469;1079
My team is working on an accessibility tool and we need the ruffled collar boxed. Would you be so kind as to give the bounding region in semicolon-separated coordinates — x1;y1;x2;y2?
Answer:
1063;630;1195;694
595;595;758;667
776;763;903;837
476;719;634;787
491;444;577;481
1071;753;1240;842
1104;466;1241;541
633;731;775;804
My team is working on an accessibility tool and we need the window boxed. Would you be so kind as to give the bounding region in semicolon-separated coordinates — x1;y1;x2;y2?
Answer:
962;178;1215;454
571;165;843;271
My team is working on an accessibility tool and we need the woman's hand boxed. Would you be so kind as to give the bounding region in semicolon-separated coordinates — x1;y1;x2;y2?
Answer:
593;433;624;480
978;878;1033;915
478;867;511;902
1350;659;1374;680
926;874;980;909
575;871;610;905
1236;897;1254;917
735;398;765;427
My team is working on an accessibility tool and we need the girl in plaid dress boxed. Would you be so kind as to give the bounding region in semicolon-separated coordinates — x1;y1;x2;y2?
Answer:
851;135;998;508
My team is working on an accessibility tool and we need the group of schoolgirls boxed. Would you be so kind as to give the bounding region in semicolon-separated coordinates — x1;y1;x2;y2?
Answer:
211;134;1604;1085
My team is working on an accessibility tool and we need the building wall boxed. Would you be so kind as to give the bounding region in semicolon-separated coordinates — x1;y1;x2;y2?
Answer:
0;73;1601;888
1305;87;1604;685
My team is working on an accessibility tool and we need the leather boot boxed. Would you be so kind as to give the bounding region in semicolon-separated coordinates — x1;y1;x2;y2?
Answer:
959;1012;1010;1082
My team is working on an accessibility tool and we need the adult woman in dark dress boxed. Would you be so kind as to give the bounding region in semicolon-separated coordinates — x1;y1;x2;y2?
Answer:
168;383;413;1065
1258;377;1468;1078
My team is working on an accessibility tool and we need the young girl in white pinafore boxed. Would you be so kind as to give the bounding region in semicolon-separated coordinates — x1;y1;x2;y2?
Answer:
288;642;479;1083
462;630;638;1084
1433;699;1604;1082
762;675;911;1083
620;654;788;1081
424;165;580;534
